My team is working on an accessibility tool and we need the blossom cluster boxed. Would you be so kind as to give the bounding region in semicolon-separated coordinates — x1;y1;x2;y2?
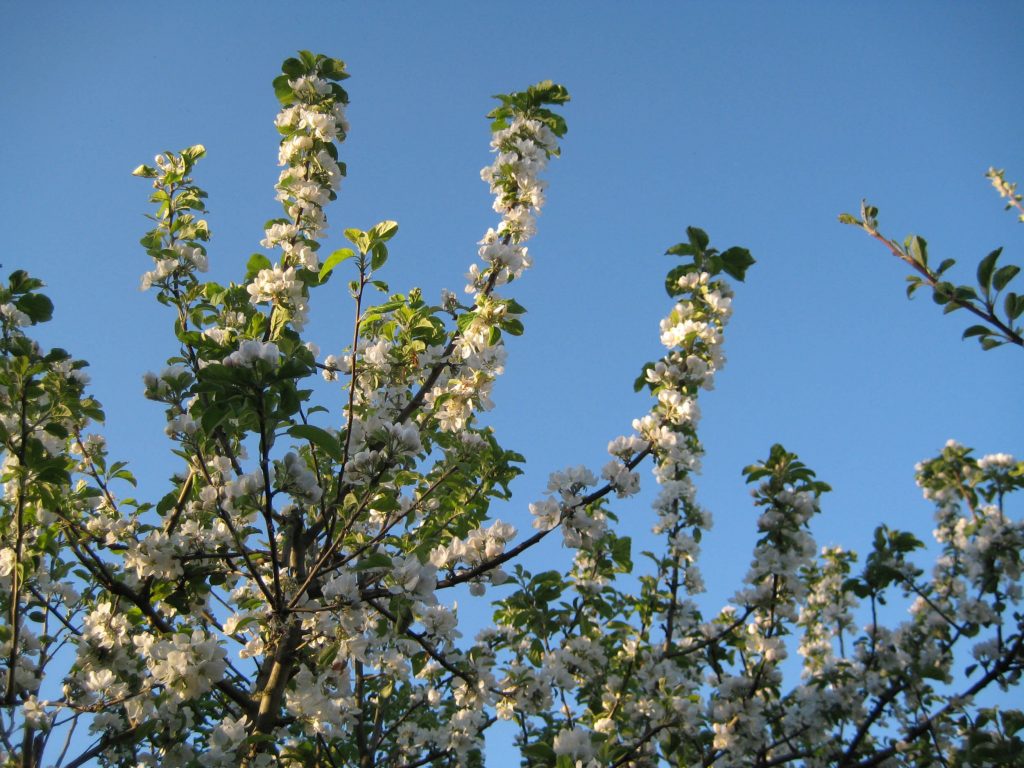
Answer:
247;63;349;331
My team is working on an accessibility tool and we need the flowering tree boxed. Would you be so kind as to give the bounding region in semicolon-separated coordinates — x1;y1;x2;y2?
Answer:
1;51;1022;768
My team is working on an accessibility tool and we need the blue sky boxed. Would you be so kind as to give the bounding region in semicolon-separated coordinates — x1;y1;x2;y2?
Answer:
4;0;1023;760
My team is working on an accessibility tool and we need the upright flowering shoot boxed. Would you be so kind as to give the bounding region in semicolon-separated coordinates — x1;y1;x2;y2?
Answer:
492;230;755;765
133;144;211;295
255;51;350;335
638;227;754;593
422;81;569;434
471;81;566;294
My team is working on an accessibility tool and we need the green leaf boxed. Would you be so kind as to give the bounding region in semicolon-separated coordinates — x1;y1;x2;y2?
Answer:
369;220;399;243
860;201;878;226
1004;291;1024;320
246;253;272;281
954;285;978;302
201;405;231;434
932;281;954;304
906;275;923;298
521;742;556;763
665;243;696;257
634;362;655;392
908;235;928;267
287;424;343;462
272;75;294;105
687;226;710;252
962;325;990;339
318;248;355;281
992;264;1020;292
664;264;695;297
354;553;393;571
501;317;524;336
15;293;53;324
281;57;305;77
370;242;388;271
319;57;349;81
43;422;69;439
977;247;1002;289
720;246;756;282
112;468;137;487
344;228;369;253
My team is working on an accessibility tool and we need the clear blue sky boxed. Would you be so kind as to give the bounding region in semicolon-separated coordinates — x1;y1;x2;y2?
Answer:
4;1;1023;762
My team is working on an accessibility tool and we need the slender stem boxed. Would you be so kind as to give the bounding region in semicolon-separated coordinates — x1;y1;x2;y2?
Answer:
333;259;368;511
255;389;283;609
862;224;1023;346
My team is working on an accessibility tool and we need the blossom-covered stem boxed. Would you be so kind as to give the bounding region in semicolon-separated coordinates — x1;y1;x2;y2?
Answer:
330;465;458;572
395;263;503;426
191;450;277;607
437;446;653;589
900;576;963;633
986;167;1024;220
666;607;755;659
609;724;671;768
662;542;682;655
260;157;315;344
285;469;394;610
353;659;370;767
394;747;453;768
839;622;971;767
4;385;30;705
605;610;654;722
366;598;476;686
57;516;258;716
840;632;1024;768
71;432;122;515
62;724;150;768
178;325;244;481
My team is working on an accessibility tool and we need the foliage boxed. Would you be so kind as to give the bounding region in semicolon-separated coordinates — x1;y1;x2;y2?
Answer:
0;52;1022;768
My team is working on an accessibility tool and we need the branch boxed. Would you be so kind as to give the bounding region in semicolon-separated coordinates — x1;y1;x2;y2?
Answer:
436;446;653;589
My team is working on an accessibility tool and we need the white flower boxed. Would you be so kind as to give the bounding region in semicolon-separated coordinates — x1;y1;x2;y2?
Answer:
979;452;1015;470
246;265;303;307
261;222;299;249
0;547;16;577
529;499;561;531
223;340;280;368
288;75;331;101
298;109;338;141
0;303;30;327
278;135;314;166
553;726;593;761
